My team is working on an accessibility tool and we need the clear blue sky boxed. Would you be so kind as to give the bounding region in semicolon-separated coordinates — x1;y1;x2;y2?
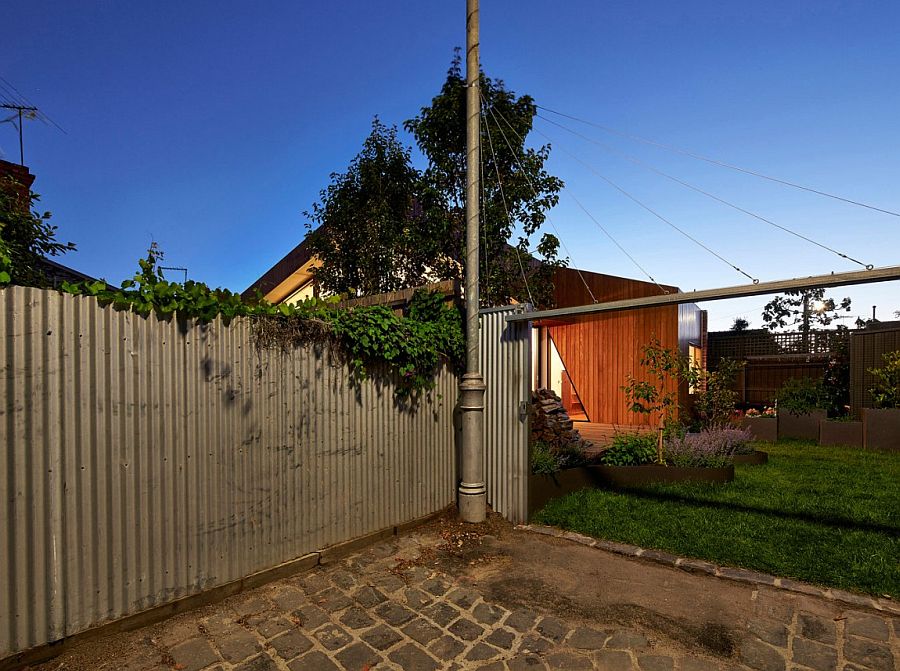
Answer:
4;1;899;329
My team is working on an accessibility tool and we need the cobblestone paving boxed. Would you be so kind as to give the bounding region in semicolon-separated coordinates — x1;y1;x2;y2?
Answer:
30;524;899;671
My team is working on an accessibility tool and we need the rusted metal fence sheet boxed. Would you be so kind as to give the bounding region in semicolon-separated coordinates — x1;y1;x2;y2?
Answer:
480;306;531;524
0;286;457;658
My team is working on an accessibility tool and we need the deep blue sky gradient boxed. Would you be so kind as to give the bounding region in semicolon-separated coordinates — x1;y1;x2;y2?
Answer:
4;1;899;328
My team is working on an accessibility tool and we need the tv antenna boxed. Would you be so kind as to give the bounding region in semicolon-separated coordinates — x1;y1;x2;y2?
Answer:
1;103;38;165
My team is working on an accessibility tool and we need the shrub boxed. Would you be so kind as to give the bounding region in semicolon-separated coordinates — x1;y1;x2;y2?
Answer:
777;377;827;415
531;439;587;475
664;426;754;467
531;441;560;475
868;351;900;409
601;432;657;466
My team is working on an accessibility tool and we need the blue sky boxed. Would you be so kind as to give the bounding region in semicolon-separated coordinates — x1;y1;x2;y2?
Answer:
3;1;899;329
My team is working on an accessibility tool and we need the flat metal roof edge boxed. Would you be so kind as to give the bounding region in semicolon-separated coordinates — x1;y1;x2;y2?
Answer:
506;265;900;323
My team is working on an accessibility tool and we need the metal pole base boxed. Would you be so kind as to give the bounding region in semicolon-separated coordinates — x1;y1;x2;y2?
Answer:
458;482;486;523
458;372;486;523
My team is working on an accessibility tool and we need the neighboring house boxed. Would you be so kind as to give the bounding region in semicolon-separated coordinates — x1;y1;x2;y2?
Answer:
246;235;707;438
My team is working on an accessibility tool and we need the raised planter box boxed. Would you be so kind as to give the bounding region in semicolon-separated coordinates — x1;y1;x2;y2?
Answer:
741;417;777;442
589;463;734;489
732;450;769;465
862;408;900;452
778;410;827;441
528;462;735;518
818;420;863;448
528;467;603;518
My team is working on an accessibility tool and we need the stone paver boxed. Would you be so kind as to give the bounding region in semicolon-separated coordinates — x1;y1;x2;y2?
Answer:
29;522;899;671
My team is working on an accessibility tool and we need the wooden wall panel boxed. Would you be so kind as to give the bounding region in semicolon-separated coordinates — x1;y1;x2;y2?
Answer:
549;306;680;425
546;268;702;426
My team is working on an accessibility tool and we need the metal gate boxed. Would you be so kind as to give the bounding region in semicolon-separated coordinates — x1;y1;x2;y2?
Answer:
480;305;532;523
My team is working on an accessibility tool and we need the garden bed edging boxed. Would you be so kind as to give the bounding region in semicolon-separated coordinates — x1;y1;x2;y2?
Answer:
818;420;863;448
732;450;769;465
778;409;827;441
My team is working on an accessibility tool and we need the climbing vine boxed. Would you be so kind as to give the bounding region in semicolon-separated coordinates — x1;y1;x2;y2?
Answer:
50;245;464;397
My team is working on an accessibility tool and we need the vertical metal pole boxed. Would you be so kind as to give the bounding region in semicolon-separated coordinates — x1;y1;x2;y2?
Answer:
458;0;486;523
18;108;24;165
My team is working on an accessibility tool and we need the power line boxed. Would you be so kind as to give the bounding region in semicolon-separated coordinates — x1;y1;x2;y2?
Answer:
536;104;900;219
564;189;669;293
481;101;535;306
0;76;66;134
524;119;759;284
481;94;598;303
536;113;873;270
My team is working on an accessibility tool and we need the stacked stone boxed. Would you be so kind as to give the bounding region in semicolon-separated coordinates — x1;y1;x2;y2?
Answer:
530;388;592;450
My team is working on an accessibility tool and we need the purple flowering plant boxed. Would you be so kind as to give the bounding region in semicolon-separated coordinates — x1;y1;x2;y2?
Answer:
664;426;754;467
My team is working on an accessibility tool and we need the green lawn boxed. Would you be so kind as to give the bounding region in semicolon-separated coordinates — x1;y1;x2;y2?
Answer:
533;440;900;597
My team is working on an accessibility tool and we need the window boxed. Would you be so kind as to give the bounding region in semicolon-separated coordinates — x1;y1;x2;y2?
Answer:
688;344;702;394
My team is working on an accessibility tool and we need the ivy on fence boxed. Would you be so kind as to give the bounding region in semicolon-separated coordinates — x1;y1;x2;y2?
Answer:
13;245;465;397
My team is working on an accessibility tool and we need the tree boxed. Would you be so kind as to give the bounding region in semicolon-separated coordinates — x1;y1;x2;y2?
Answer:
305;54;566;307
761;288;851;332
0;177;75;287
730;317;750;332
404;51;565;307
304;119;439;297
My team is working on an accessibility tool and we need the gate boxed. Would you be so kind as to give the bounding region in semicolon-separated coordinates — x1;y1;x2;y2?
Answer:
480;306;532;524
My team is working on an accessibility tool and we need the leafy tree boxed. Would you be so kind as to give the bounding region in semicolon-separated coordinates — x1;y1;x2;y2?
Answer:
761;288;851;332
0;177;75;287
404;51;566;307
304;54;566;306
730;317;750;332
304;119;439;297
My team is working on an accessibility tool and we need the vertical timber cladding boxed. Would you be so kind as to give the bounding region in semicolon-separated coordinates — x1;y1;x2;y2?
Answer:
546;267;686;426
0;286;457;658
479;306;532;524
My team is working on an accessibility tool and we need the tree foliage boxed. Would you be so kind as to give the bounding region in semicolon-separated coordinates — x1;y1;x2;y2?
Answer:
730;317;750;332
306;53;566;308
761;288;851;332
0;177;75;287
405;51;565;307
304;119;440;297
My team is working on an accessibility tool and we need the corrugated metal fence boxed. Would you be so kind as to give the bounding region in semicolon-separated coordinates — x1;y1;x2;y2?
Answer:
480;306;531;524
0;286;458;658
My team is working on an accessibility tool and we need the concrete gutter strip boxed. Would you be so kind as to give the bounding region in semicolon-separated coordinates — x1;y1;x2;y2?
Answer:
517;524;900;618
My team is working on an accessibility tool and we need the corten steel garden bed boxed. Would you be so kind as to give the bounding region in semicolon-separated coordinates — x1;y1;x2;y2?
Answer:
528;463;735;518
732;450;769;465
778;410;827;441
741;417;777;442
862;408;900;451
818;420;863;448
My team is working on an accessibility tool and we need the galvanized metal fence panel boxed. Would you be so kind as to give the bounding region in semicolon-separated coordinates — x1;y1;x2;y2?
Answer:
0;287;457;657
479;306;532;524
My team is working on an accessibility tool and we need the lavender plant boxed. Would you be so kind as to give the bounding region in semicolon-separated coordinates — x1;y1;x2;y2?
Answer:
664;427;754;467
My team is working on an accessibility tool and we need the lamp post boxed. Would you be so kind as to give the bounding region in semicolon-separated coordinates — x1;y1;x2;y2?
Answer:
458;0;487;523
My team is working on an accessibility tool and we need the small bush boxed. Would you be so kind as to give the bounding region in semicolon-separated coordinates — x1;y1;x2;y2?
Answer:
664;426;754;467
868;351;900;409
531;441;560;475
531;439;587;474
601;432;657;466
778;377;827;415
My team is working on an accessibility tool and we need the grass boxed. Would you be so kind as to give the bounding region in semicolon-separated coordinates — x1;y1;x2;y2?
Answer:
533;439;900;597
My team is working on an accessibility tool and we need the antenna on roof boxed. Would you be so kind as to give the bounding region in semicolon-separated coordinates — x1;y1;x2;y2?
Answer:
1;103;38;165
